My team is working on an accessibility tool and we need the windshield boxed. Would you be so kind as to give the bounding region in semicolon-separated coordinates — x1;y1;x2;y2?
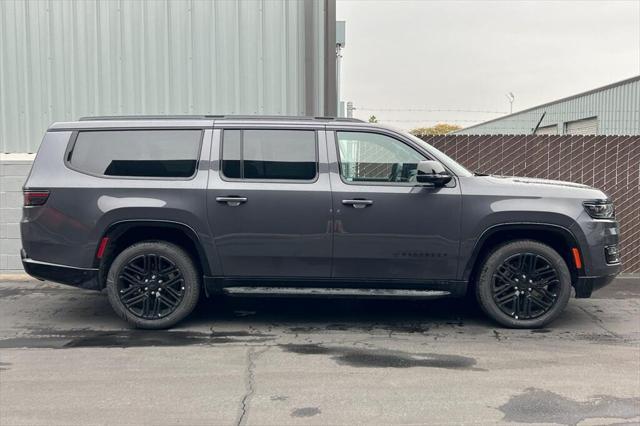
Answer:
405;133;473;177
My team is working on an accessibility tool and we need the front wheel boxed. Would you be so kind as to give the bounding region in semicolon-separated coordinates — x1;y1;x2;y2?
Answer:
475;240;572;328
106;241;200;329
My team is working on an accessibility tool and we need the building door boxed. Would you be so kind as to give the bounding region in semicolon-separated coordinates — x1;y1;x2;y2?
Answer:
565;117;598;135
535;124;558;135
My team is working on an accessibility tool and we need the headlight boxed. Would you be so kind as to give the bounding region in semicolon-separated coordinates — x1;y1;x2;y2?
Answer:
583;200;615;219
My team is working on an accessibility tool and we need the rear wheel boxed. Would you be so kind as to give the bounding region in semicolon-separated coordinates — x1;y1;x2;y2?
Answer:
475;240;571;328
106;241;200;329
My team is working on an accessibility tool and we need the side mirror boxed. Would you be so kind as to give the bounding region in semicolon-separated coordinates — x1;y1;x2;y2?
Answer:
416;160;452;187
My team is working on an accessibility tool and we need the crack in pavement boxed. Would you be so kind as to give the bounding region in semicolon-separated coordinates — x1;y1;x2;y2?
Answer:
576;306;626;342
236;347;269;426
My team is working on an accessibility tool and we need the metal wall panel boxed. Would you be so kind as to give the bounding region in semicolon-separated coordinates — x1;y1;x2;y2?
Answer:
456;76;640;136
0;0;329;153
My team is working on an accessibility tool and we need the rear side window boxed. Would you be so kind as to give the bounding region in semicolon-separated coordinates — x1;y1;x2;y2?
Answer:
222;129;317;180
68;130;202;178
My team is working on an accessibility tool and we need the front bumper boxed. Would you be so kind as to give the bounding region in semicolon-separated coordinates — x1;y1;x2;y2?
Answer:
574;274;618;298
21;249;101;291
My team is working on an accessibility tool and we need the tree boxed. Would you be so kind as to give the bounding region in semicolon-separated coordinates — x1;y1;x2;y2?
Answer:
410;123;462;137
368;115;378;123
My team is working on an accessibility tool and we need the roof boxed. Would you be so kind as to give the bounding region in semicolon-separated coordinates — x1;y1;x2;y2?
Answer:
78;115;364;123
457;75;640;133
49;115;367;131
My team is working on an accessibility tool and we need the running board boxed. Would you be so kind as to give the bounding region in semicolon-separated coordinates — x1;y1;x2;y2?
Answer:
222;287;451;299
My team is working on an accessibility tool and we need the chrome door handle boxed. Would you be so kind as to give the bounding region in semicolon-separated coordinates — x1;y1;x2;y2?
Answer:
216;196;247;207
342;199;373;209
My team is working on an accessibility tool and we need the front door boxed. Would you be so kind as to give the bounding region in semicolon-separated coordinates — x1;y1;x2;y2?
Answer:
207;127;332;278
328;130;462;281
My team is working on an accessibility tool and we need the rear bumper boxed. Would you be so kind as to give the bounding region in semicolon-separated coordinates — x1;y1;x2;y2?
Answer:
21;249;101;291
574;274;618;298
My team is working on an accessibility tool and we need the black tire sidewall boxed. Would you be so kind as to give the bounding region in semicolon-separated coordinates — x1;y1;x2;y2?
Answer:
106;241;200;329
476;240;572;328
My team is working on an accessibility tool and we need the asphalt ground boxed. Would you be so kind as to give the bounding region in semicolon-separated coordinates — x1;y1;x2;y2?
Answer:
0;277;638;425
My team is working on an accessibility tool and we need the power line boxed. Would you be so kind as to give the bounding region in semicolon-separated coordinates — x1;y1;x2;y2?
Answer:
358;107;508;114
380;119;483;123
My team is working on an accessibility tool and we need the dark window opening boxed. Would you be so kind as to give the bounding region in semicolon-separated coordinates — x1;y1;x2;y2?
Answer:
69;130;202;178
222;129;317;181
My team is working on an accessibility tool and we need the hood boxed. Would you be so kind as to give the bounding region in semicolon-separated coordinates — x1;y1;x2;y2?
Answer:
490;176;592;190
473;175;608;200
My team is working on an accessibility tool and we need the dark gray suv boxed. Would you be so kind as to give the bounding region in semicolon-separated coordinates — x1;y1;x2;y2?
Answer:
21;116;621;329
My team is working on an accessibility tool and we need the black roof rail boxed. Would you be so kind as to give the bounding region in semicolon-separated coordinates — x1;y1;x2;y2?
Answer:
79;115;365;123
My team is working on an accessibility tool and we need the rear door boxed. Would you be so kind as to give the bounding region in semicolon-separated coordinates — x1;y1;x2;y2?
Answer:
327;128;462;281
206;124;332;278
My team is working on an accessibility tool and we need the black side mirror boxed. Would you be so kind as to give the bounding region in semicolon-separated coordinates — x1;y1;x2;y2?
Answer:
416;160;452;187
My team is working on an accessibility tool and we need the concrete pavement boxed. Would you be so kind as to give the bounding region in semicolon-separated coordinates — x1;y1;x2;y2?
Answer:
0;278;638;425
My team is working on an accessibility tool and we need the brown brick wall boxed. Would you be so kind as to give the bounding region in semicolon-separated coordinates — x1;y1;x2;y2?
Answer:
421;135;640;274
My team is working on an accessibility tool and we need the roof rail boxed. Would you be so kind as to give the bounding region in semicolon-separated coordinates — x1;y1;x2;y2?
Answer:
79;115;365;123
79;115;215;121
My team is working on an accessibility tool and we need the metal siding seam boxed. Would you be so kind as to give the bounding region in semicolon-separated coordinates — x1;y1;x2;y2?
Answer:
8;1;19;151
303;0;315;116
0;1;5;151
3;0;14;151
116;0;123;115
161;0;169;113
209;0;216;113
18;0;29;152
234;1;240;114
282;0;288;114
258;0;265;114
187;0;194;114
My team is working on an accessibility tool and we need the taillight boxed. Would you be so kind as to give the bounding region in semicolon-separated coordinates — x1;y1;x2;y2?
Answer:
23;190;50;206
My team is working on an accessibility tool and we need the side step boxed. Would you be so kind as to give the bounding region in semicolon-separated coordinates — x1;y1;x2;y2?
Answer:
222;287;451;299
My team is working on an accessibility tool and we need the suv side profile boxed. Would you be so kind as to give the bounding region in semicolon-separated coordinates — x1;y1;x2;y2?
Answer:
21;116;621;329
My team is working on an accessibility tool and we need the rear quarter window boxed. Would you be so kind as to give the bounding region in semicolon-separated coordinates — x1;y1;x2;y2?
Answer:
67;130;202;178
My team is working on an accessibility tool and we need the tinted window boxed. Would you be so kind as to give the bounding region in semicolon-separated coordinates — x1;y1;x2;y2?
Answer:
222;130;317;180
221;130;241;178
69;130;202;178
336;131;425;183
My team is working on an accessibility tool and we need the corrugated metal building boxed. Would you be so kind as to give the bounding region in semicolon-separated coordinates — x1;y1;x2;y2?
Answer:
0;0;337;272
456;76;640;136
0;0;337;153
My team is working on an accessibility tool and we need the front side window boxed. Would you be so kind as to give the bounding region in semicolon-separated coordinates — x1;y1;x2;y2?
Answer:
222;129;317;180
68;130;202;178
336;131;425;183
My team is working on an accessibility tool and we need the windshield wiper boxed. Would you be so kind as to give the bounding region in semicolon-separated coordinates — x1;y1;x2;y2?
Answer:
474;171;490;177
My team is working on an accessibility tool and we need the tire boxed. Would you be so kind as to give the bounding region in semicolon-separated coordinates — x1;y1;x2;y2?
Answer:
106;241;200;329
475;240;571;328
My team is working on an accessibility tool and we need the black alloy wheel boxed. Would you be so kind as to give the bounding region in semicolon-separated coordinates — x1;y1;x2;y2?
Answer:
116;253;186;319
491;252;560;320
106;241;200;329
475;240;572;328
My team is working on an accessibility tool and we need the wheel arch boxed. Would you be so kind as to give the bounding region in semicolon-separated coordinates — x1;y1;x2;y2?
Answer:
464;223;584;287
95;220;212;288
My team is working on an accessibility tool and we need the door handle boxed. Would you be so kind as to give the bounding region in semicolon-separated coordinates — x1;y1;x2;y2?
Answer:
342;199;373;209
216;196;248;207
